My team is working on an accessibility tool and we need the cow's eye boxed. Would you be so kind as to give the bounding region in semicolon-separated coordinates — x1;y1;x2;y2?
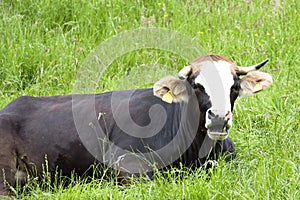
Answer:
230;80;241;105
194;83;205;92
231;77;241;93
230;86;239;94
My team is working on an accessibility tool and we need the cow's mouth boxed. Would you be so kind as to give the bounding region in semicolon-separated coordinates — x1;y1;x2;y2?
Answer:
207;129;228;141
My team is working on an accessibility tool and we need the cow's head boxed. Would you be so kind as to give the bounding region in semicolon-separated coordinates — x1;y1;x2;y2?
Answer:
154;55;272;140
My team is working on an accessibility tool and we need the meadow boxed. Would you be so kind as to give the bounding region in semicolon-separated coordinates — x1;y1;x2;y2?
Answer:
0;0;299;199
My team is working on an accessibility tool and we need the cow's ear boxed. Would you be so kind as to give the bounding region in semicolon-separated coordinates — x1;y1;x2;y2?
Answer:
239;71;273;96
153;76;188;103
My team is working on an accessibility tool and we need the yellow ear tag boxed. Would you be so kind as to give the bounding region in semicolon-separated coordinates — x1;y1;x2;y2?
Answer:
162;91;173;104
253;83;263;93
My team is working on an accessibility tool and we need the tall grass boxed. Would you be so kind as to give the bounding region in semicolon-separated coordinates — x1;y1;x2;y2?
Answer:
0;0;299;199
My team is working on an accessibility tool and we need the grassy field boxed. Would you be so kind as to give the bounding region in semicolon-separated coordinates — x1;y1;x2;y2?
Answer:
0;0;299;199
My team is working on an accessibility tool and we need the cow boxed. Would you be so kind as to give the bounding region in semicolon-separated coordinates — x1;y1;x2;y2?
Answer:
0;55;272;196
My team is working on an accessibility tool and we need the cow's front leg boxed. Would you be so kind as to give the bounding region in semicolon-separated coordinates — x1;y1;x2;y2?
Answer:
210;137;236;162
112;153;155;184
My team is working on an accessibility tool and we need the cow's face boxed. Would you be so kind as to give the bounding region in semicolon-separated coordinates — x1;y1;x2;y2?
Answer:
154;55;272;141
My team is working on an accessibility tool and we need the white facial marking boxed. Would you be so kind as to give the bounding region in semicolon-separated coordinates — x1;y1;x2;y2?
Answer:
194;60;234;116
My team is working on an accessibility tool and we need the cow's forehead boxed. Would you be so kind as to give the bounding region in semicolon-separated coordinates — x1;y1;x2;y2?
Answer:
189;55;237;75
193;59;235;113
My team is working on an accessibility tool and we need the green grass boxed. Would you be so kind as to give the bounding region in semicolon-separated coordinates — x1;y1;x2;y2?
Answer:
0;0;299;199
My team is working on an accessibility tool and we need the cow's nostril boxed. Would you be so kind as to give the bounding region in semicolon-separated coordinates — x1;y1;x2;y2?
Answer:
225;111;232;119
208;110;216;119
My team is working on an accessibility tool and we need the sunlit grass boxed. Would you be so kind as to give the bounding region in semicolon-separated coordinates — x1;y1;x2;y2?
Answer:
0;0;299;199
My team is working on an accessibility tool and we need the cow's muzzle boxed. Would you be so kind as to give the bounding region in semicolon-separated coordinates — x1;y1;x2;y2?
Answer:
205;110;232;140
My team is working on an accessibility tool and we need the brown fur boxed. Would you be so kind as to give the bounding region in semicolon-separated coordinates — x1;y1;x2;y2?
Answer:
153;76;189;103
181;55;238;77
239;71;273;96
